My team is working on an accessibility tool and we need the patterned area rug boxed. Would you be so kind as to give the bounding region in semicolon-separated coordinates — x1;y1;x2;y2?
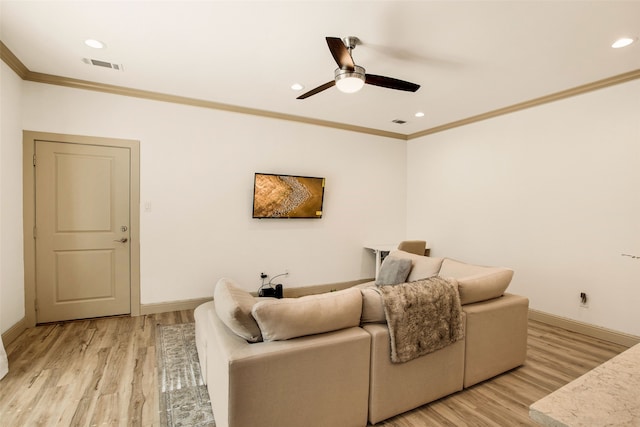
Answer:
156;323;215;427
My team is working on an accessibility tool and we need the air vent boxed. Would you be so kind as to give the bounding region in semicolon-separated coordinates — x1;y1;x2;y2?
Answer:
392;119;407;124
82;58;123;71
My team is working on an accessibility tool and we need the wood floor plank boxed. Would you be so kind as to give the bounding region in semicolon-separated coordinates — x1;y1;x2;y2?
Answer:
0;312;626;426
128;346;149;426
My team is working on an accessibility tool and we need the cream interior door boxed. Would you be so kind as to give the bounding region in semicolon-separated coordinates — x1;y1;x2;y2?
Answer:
35;140;131;323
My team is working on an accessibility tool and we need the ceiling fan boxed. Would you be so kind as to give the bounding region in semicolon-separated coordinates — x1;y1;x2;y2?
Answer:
297;36;421;100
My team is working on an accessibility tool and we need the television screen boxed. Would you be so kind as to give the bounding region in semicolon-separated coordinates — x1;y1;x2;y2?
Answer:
252;173;325;219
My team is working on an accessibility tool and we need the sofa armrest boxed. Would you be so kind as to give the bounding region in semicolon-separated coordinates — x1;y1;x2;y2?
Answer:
462;293;529;387
201;303;370;427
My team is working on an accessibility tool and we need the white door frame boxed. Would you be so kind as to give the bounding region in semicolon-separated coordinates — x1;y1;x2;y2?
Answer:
23;130;141;326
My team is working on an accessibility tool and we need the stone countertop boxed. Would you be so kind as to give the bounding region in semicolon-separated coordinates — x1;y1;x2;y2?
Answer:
529;343;640;426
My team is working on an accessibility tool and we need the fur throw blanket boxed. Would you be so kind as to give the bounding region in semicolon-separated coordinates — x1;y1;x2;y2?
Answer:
378;276;464;363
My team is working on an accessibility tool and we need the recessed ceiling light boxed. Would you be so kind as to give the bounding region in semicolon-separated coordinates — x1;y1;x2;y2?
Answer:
611;37;636;49
415;112;425;118
291;83;304;91
84;39;105;49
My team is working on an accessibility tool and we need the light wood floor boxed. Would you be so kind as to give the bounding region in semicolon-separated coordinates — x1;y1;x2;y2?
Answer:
0;313;627;427
0;311;193;427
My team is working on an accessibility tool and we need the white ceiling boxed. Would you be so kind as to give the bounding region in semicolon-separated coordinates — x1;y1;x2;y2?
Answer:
2;0;639;136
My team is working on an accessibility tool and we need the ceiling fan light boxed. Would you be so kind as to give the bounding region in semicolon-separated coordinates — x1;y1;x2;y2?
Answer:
335;66;366;93
336;76;365;93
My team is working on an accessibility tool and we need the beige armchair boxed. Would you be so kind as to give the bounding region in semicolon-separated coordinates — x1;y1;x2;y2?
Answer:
397;240;427;256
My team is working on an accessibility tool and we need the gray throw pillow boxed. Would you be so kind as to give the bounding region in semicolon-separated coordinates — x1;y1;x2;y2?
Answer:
375;257;412;286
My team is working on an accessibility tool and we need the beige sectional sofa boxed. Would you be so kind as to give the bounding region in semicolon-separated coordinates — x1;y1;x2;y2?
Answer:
194;250;529;427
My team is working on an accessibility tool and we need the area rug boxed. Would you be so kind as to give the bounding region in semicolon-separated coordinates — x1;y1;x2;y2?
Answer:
156;323;215;427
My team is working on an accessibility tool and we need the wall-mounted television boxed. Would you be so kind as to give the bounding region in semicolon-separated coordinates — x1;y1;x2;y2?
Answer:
252;173;325;219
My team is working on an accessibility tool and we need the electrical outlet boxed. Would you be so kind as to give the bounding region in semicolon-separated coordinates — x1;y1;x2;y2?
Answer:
580;292;589;308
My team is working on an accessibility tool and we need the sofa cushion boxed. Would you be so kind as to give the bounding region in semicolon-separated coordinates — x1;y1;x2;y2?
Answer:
375;256;412;285
213;277;262;342
386;250;444;282
251;288;363;341
360;286;386;324
438;258;513;305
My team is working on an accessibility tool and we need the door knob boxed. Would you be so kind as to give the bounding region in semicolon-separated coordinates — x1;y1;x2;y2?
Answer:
114;238;128;243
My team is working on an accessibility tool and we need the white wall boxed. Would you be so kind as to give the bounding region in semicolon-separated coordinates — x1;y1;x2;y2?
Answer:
0;62;25;334
19;82;407;305
407;80;640;336
4;60;639;339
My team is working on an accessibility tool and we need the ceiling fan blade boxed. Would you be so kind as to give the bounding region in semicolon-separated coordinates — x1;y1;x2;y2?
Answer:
296;81;336;99
365;74;420;92
326;37;355;70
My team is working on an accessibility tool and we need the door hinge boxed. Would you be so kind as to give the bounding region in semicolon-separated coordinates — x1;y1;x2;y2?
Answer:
33;154;36;167
34;298;39;313
33;226;37;239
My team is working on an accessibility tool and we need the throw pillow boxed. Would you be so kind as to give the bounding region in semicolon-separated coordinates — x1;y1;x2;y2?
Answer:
383;250;444;281
214;277;262;342
438;258;513;304
375;256;412;286
251;288;362;341
406;254;445;281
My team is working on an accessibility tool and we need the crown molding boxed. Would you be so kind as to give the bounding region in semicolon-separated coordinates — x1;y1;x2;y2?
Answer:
0;41;28;78
408;69;640;140
24;70;407;140
2;41;638;141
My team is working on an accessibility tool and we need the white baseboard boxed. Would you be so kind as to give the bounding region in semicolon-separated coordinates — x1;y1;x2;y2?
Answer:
528;309;640;348
140;297;212;315
2;317;28;345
